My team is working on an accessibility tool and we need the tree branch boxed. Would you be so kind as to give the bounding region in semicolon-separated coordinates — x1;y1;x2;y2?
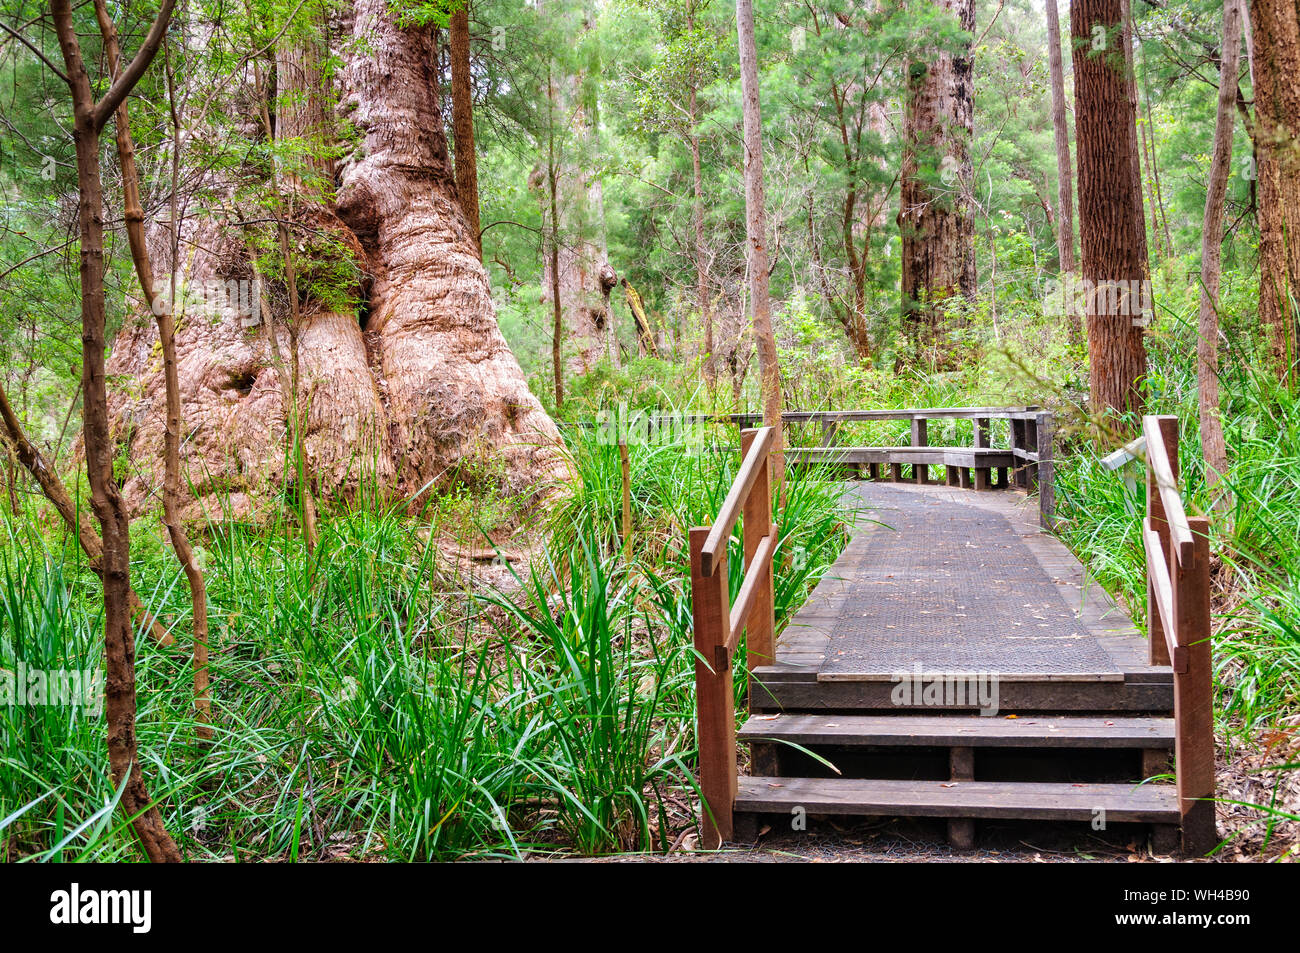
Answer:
92;0;178;132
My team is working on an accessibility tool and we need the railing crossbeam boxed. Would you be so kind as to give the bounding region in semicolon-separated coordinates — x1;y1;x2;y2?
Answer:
1140;415;1216;856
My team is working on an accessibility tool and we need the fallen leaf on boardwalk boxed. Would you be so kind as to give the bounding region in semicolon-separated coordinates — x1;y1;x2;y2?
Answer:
1005;714;1019;719
941;782;959;788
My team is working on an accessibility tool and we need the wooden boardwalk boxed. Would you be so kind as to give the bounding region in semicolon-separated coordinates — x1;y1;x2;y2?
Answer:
688;409;1215;856
740;482;1179;848
756;482;1165;705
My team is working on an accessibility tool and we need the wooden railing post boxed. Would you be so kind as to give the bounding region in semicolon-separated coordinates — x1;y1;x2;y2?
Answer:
1011;418;1027;488
740;429;776;674
1146;415;1179;667
1024;414;1040;493
1174;514;1216;854
911;416;928;483
689;526;735;848
1036;411;1055;531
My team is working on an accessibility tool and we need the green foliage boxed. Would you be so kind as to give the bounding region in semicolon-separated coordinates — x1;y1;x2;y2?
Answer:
0;410;853;859
1054;292;1300;740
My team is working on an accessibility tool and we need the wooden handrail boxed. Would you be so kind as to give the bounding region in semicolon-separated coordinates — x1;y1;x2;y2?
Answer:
726;532;777;653
1140;414;1215;856
1141;518;1185;673
573;406;1042;429
689;426;777;849
1142;416;1195;559
700;425;774;578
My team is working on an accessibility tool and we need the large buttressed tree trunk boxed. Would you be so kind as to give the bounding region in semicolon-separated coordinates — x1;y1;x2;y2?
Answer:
107;0;564;519
1251;0;1300;388
898;0;976;362
336;0;564;496
1071;0;1148;418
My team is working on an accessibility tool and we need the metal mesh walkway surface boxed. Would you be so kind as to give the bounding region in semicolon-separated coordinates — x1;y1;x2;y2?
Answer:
818;483;1121;681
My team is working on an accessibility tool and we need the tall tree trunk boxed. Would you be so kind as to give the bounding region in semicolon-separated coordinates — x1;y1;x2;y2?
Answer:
547;109;565;409
50;0;183;864
1199;0;1242;487
898;0;976;362
685;3;715;386
736;0;784;481
94;0;212;737
599;263;620;368
1251;0;1300;388
691;115;715;386
1072;0;1149;419
1047;0;1077;275
536;3;611;376
337;0;567;496
1119;0;1152;272
1139;43;1174;258
450;2;481;258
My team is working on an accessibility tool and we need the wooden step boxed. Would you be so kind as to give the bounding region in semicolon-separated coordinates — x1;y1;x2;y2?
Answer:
739;713;1175;749
735;776;1180;823
750;668;1173;712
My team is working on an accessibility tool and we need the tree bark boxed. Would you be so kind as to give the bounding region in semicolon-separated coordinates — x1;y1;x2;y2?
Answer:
535;3;611;376
736;0;785;481
547;110;565;408
691;116;715;386
336;0;567;497
1072;0;1149;419
1046;0;1077;275
1251;0;1300;388
94;0;212;736
898;0;976;362
1119;0;1153;269
1198;0;1242;486
50;0;183;864
450;3;481;259
107;0;565;517
623;279;658;356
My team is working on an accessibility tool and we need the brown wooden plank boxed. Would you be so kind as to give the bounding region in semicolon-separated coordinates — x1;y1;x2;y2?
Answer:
1145;416;1178;666
689;526;736;848
1037;411;1056;529
948;746;977;847
735;776;1180;823
1174;514;1216;855
738;713;1176;748
750;677;1172;712
700;426;774;577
